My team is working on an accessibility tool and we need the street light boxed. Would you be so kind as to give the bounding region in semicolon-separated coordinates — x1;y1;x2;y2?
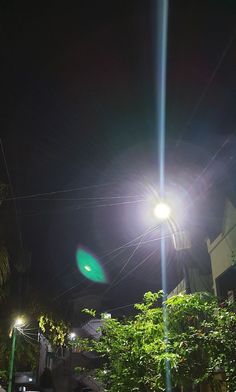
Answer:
8;317;25;392
68;332;76;340
153;202;171;220
14;317;24;328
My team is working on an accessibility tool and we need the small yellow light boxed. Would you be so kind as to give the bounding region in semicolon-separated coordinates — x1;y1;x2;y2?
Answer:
14;317;24;327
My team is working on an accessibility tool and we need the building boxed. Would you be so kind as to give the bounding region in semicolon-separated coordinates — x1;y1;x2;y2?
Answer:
207;199;236;301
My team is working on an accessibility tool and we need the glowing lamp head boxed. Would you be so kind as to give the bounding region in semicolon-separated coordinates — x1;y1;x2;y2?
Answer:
14;317;24;328
154;202;171;220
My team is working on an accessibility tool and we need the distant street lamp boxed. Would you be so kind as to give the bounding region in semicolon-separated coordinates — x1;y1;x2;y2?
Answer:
8;317;25;392
153;200;192;294
68;332;76;340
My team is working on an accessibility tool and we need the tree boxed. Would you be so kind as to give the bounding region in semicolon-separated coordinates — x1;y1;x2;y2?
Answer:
39;314;69;348
0;180;69;374
0;283;69;375
73;292;236;392
0;182;10;293
0;245;10;288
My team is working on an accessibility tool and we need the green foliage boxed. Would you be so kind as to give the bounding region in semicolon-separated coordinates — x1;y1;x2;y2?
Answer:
0;370;8;385
73;291;236;392
0;327;39;372
39;315;69;348
74;366;86;374
82;308;96;317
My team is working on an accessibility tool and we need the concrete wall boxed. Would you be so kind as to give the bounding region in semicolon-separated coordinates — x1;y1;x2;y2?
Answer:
207;200;236;295
38;335;53;377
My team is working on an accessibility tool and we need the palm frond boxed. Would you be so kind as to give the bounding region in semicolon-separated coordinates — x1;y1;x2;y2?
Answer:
0;246;10;285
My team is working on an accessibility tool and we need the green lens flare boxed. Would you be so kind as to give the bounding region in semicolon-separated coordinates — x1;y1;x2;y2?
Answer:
76;248;106;283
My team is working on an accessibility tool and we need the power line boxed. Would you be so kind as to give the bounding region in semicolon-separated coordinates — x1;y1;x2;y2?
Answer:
105;302;137;313
16;195;143;202
52;229;179;302
0;138;24;249
102;225;158;297
187;135;230;195
108;248;158;289
4;181;117;202
177;27;236;146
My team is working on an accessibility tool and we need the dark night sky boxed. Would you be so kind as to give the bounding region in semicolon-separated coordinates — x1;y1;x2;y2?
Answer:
1;1;236;317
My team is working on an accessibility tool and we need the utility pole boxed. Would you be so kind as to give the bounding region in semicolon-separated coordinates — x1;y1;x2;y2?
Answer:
7;317;24;392
8;328;17;392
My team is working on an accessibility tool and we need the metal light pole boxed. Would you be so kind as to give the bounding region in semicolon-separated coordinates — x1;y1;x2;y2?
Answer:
154;202;192;293
7;328;16;392
8;317;24;392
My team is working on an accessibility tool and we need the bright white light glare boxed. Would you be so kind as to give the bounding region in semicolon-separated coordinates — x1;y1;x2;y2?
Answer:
29;378;33;382
84;265;92;272
102;312;111;319
69;332;76;340
153;202;171;220
14;317;24;327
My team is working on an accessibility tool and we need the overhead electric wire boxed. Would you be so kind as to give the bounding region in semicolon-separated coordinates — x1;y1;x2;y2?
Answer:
52;226;159;301
186;148;236;209
20;195;144;201
101;224;160;258
186;134;230;196
106;248;158;290
52;227;180;302
53;280;85;301
118;242;173;290
102;225;158;296
9;197;149;218
4;181;118;201
105;302;137;313
50;225;159;288
0;138;24;248
13;197;148;219
76;198;148;210
176;27;236;146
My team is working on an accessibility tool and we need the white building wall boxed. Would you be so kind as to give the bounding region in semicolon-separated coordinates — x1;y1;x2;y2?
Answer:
207;200;236;295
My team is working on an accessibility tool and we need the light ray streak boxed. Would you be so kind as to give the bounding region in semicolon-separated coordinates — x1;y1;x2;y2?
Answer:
157;1;168;198
108;248;157;289
102;225;156;296
156;1;171;391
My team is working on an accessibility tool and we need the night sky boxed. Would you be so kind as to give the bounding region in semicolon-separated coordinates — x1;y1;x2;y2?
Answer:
1;1;236;319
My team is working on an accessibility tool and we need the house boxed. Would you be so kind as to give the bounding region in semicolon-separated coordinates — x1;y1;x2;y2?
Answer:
207;199;236;301
168;231;212;297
